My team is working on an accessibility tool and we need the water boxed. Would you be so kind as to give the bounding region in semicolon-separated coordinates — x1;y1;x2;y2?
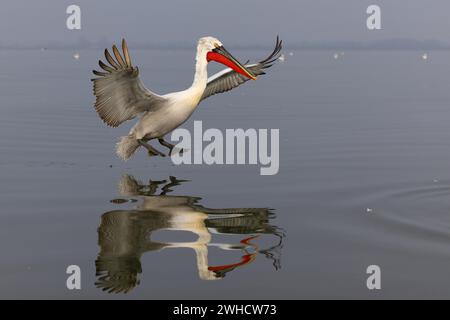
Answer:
1;48;450;298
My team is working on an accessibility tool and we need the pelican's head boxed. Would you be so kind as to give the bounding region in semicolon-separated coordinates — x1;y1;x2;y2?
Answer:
197;36;257;80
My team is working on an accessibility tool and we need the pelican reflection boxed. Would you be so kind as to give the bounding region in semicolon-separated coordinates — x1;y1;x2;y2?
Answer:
95;175;284;293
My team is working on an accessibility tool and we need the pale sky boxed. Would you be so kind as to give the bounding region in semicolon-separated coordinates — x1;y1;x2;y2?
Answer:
0;0;449;47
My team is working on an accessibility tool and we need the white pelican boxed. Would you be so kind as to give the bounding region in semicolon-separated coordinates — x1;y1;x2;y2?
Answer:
91;36;282;160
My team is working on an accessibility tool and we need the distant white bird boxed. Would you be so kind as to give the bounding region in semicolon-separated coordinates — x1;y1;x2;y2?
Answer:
73;52;80;60
422;53;428;60
91;37;282;160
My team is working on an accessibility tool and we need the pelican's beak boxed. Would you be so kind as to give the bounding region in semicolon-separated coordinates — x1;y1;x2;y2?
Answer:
207;46;257;80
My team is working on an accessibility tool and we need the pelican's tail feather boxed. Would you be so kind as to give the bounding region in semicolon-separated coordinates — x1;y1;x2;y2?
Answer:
116;134;140;160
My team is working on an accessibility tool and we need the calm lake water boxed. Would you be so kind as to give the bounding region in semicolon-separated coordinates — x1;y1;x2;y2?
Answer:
1;48;450;299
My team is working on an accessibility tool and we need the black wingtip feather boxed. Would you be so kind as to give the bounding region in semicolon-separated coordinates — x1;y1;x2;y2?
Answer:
92;69;108;77
99;60;115;72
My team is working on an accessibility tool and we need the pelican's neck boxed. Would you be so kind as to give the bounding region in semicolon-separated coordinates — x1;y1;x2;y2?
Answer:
174;46;208;106
190;49;208;92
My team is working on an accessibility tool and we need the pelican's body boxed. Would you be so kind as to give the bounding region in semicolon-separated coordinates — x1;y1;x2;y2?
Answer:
91;36;282;160
132;86;203;141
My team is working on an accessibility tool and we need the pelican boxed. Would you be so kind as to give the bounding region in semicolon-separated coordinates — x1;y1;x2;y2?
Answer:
91;36;282;160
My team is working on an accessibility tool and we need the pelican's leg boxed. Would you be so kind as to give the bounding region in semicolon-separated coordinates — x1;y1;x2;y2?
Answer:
147;149;158;157
138;139;166;157
158;138;183;156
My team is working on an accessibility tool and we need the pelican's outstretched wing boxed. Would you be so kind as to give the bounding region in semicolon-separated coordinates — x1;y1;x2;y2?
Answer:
200;36;282;102
91;39;167;127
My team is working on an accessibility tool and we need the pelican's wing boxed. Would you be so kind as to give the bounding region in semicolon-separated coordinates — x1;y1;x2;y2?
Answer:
91;39;167;127
200;36;282;102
